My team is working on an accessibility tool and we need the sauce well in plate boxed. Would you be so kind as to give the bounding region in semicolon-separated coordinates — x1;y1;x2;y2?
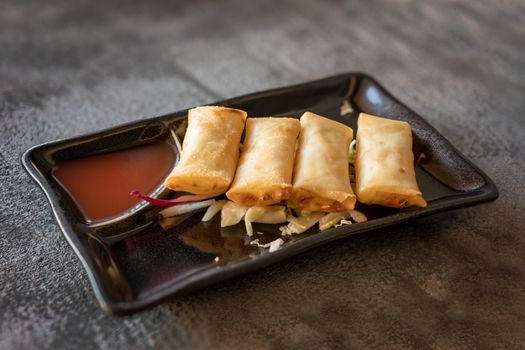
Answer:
53;141;176;222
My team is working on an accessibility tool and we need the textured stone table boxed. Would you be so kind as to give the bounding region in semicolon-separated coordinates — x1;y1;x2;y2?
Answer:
1;1;524;349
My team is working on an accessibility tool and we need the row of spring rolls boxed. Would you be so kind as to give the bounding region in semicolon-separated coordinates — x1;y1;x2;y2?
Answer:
164;106;426;211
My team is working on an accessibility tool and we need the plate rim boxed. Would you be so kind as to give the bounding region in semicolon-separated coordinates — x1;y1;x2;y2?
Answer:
21;72;499;315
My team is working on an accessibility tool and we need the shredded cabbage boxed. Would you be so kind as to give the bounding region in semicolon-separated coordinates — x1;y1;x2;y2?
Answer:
348;139;356;164
202;200;227;222
244;206;287;236
348;210;367;223
221;201;248;227
319;212;350;231
280;212;324;235
160;199;215;218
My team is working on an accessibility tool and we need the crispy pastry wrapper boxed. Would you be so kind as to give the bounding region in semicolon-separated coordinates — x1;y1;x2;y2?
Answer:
164;106;247;195
355;113;427;208
290;112;356;212
226;117;300;206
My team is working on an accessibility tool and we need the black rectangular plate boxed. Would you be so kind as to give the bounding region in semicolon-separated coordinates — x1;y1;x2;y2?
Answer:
22;73;498;315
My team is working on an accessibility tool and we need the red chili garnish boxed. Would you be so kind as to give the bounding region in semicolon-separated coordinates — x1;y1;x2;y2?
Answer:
130;191;214;207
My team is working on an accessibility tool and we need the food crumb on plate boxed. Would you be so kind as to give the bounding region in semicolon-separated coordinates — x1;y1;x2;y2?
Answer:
249;238;285;252
268;238;284;252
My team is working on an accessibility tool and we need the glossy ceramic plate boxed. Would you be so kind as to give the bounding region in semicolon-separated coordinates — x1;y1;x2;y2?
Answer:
22;73;498;315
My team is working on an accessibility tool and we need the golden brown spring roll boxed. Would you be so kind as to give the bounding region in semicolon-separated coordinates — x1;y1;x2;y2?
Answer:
164;106;247;195
226;117;300;206
290;112;356;212
355;113;427;208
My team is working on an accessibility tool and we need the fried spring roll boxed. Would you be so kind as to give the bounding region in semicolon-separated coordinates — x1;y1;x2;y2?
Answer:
290;112;356;212
355;113;427;208
226;117;300;206
164;106;247;195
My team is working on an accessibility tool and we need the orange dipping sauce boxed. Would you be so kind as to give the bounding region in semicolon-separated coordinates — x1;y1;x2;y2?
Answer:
53;141;176;222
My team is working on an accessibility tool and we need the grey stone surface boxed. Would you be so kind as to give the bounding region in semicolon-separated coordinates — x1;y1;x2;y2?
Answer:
1;0;524;349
